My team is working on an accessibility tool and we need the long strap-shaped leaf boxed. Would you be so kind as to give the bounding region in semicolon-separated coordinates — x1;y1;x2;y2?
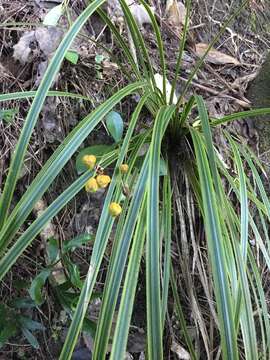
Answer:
196;99;244;343
0;82;145;253
248;251;270;355
93;155;149;359
191;129;238;360
195;96;221;200
161;174;172;329
96;8;141;79
119;0;156;87
92;96;149;359
0;0;106;229
139;0;167;97
59;94;149;360
234;242;258;360
109;201;147;359
0;91;90;102
219;144;270;356
169;0;191;104
228;138;258;359
212;107;270;126
146;105;176;360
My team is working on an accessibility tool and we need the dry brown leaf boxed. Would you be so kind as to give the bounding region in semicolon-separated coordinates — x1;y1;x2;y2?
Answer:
165;0;186;30
195;43;241;65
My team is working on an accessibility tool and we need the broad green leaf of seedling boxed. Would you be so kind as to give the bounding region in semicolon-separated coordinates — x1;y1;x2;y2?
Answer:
105;111;124;143
29;269;51;306
63;233;94;252
65;50;79;64
47;238;59;264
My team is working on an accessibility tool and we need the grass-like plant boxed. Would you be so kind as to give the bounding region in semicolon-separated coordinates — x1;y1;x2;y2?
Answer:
1;0;270;359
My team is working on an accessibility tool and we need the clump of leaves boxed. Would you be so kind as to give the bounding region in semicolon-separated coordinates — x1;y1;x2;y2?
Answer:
0;302;44;349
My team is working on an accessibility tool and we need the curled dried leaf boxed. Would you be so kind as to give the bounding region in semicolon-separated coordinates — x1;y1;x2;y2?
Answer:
195;43;241;65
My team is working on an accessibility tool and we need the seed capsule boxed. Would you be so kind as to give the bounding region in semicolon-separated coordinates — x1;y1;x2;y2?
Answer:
96;175;111;188
82;155;96;170
120;164;129;174
109;202;122;217
85;177;98;192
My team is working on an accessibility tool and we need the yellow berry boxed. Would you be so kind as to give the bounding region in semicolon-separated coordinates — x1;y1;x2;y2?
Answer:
82;155;96;170
109;202;122;217
85;177;99;192
120;164;129;174
96;175;111;188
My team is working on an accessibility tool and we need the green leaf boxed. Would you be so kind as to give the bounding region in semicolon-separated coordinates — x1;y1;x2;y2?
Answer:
82;318;97;338
10;297;36;309
0;108;18;123
21;328;40;349
96;8;140;79
134;155;167;176
56;287;80;312
63;233;94;252
43;4;63;26
159;158;168;176
0;305;18;347
191;129;238;360
76;144;115;174
66;260;83;289
146;105;175;360
105;111;124;142
18;316;45;331
47;237;59;264
118;0;156;87
65;50;79;64
110;201;147;359
93;156;149;359
29;269;51;306
0;323;17;348
161;175;171;329
0;90;90;103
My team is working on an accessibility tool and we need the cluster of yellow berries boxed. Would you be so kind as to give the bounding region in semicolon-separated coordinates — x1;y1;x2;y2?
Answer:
82;154;129;217
85;175;111;192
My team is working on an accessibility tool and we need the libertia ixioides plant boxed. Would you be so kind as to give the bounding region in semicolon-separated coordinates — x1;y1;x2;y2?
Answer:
1;1;270;359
